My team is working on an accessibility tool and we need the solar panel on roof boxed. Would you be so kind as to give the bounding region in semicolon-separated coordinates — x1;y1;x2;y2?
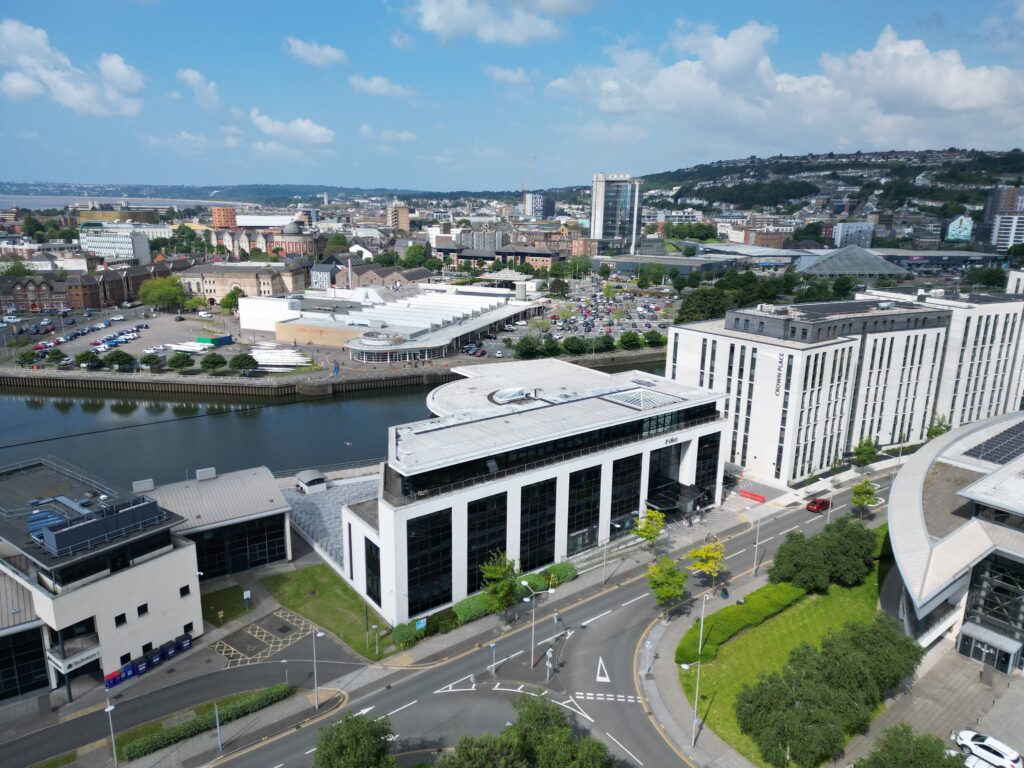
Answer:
964;421;1024;464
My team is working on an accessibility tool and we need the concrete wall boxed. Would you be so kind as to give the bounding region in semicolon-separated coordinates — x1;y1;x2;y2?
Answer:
275;321;363;349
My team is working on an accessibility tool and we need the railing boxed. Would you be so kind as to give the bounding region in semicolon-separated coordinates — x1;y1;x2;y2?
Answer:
383;412;724;507
48;632;100;661
37;511;169;559
272;457;386;479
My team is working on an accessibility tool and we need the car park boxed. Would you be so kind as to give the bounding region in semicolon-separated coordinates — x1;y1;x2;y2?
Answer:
95;344;110;353
954;731;1022;768
806;498;831;513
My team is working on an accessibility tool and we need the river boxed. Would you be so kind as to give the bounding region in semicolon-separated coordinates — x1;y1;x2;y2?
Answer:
0;361;665;486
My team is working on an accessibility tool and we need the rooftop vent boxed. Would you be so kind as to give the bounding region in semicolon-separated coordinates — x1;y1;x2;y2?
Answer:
876;301;895;310
132;479;155;493
195;467;217;481
603;388;682;411
493;388;529;405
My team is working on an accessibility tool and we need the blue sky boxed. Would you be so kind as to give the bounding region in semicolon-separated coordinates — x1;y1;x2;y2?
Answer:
1;0;1022;191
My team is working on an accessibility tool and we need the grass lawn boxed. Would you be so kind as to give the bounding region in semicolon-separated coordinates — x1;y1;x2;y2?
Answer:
30;753;76;768
261;564;391;660
679;525;891;767
200;585;251;627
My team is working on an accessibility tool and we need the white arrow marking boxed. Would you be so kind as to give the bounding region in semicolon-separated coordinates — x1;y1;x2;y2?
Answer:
596;656;611;683
356;706;375;716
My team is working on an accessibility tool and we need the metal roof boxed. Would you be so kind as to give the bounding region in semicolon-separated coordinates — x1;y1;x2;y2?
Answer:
795;245;909;276
149;466;290;534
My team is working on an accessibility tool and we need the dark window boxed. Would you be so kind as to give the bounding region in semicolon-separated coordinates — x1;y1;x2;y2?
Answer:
142;642;153;654
365;539;382;607
114;613;127;627
610;455;642;537
137;603;148;617
567;466;601;556
694;433;722;507
466;493;508;593
186;515;287;579
0;626;48;702
120;653;131;666
347;523;353;580
407;509;452;616
520;478;557;572
179;585;190;597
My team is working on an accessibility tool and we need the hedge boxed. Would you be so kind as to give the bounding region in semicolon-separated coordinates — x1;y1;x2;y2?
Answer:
392;621;423;650
453;592;496;624
674;582;806;665
122;683;290;760
541;561;578;587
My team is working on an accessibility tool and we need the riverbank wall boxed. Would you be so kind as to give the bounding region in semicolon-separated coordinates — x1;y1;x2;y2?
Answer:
0;349;666;398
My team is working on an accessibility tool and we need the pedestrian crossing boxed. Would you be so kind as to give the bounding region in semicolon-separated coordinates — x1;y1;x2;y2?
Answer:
574;691;640;704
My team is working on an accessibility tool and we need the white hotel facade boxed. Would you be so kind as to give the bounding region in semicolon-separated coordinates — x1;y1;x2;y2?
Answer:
667;289;1024;485
340;360;726;626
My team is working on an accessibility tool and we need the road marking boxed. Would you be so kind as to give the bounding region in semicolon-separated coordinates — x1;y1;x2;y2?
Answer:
621;594;647;607
272;764;284;768
488;649;523;671
724;548;747;560
781;525;800;534
385;700;417;717
536;629;573;646
355;706;375;716
305;747;316;754
581;609;612;626
575;691;640;703
759;535;774;543
434;673;477;694
596;656;611;683
606;732;644;765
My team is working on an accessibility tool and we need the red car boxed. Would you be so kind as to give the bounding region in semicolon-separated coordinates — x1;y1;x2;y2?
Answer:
806;498;831;513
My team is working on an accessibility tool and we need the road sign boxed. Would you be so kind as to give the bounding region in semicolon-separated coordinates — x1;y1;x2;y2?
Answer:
415;618;427;631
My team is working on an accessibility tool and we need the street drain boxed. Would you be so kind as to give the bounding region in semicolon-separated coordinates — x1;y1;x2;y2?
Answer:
277;625;292;635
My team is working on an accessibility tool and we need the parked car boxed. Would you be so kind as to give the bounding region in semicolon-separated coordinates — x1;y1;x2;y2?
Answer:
110;314;126;322
806;498;831;513
174;315;185;321
954;731;1022;768
197;311;213;318
2;315;21;323
495;350;503;358
474;349;487;357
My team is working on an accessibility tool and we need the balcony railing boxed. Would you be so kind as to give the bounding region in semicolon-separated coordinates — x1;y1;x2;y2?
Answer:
383;412;724;507
46;633;101;674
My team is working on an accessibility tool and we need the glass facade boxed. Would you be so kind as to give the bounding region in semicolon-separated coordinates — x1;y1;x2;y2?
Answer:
962;553;1024;671
466;493;508;594
567;466;602;556
365;539;381;607
694;433;722;507
610;455;642;538
520;479;557;572
407;509;452;616
600;180;639;242
0;627;48;702
189;515;287;579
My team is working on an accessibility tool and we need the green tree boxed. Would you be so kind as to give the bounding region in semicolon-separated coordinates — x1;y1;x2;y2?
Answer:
634;509;665;547
851;478;879;512
1008;243;1024;268
220;286;245;312
561;336;587;356
643;330;666;347
686;540;726;586
104;350;135;370
636;271;650;289
594;334;615;353
374;250;399;267
139;276;188;310
831;275;855;298
852;438;877;466
514;335;543;360
597;263;611;279
926;415;951;440
768;532;831;592
480;551;522;618
201;352;227;373
185;295;207;311
436;732;528;768
45;347;65;363
140;353;163;370
312;713;396;768
541;336;562;357
617;330;644;350
0;261;34;276
548;277;569;297
400;243;427;269
74;350;102;368
646;556;689;607
166;351;195;374
16;350;37;367
229;353;259;372
854;724;962;768
676;286;734;322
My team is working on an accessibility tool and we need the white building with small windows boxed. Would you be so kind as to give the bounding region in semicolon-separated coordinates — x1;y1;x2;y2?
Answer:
667;290;1024;484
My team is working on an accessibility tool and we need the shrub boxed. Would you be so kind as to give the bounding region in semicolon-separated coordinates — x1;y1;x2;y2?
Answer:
391;621;422;650
122;683;289;760
675;582;805;664
427;607;459;635
453;592;496;624
521;572;548;595
541;561;578;588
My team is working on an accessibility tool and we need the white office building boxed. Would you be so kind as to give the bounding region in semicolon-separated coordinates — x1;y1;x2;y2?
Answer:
79;222;173;265
590;173;642;255
667;290;1024;484
339;360;726;625
833;221;874;248
991;214;1024;253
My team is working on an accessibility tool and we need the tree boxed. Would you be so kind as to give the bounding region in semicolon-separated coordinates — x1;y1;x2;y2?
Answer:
926;415;951;440
686;540;726;585
643;330;666;347
45;347;65;363
769;517;875;591
140;353;163;370
854;724;962;768
480;551;522;618
676;286;734;322
139;276;188;310
229;353;259;372
617;330;644;350
594;334;615;353
548;277;569;297
220;286;245;312
488;260;504;272
851;438;877;467
312;713;396;768
166;351;195;374
186;296;207;311
514;335;543;360
74;351;102;368
647;556;689;607
400;243;427;269
374;250;399;267
104;350;135;370
16;350;37;367
0;261;34;276
769;531;831;592
636;271;650;289
597;263;611;279
634;509;665;547
561;336;587;356
850;478;879;512
436;733;528;768
541;336;562;357
201;352;227;373
832;275;855;298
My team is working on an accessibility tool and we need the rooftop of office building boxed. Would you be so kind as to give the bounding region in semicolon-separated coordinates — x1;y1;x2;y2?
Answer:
0;458;182;570
733;298;939;322
393;360;723;475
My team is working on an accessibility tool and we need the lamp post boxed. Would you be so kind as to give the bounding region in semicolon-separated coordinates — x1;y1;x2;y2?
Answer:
281;659;289;687
105;702;118;768
686;594;711;747
752;517;762;575
312;629;325;710
372;624;379;658
490;642;497;678
521;580;555;668
601;521;623;585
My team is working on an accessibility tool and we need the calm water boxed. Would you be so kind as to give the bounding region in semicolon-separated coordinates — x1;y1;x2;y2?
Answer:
0;194;241;210
0;360;665;486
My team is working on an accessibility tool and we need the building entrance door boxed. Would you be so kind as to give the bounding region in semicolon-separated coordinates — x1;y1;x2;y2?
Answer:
957;634;1015;674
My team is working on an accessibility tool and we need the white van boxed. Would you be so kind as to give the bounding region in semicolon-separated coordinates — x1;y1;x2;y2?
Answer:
3;315;21;323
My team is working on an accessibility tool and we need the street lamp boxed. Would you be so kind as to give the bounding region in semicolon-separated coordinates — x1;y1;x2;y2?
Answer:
105;702;118;768
521;580;555;667
490;642;497;679
312;629;325;710
688;594;711;747
280;659;289;687
601;521;624;585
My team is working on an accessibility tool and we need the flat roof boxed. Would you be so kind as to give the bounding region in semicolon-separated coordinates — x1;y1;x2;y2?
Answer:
959;458;1024;517
673;318;860;350
149;466;290;534
394;360;724;474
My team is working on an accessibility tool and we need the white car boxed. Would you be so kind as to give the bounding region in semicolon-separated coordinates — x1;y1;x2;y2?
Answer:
495;350;503;358
197;310;213;318
2;315;20;323
143;345;163;354
954;730;1022;768
110;314;126;322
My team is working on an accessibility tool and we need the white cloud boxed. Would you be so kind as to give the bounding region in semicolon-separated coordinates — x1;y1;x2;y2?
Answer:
140;131;209;154
220;125;243;148
348;74;414;97
380;129;417;142
548;22;1024;154
284;37;347;67
249;107;334;144
414;0;589;45
176;68;219;111
0;19;143;115
167;89;182;99
251;140;301;158
358;124;374;138
485;65;528;85
359;124;417;154
390;31;413;49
